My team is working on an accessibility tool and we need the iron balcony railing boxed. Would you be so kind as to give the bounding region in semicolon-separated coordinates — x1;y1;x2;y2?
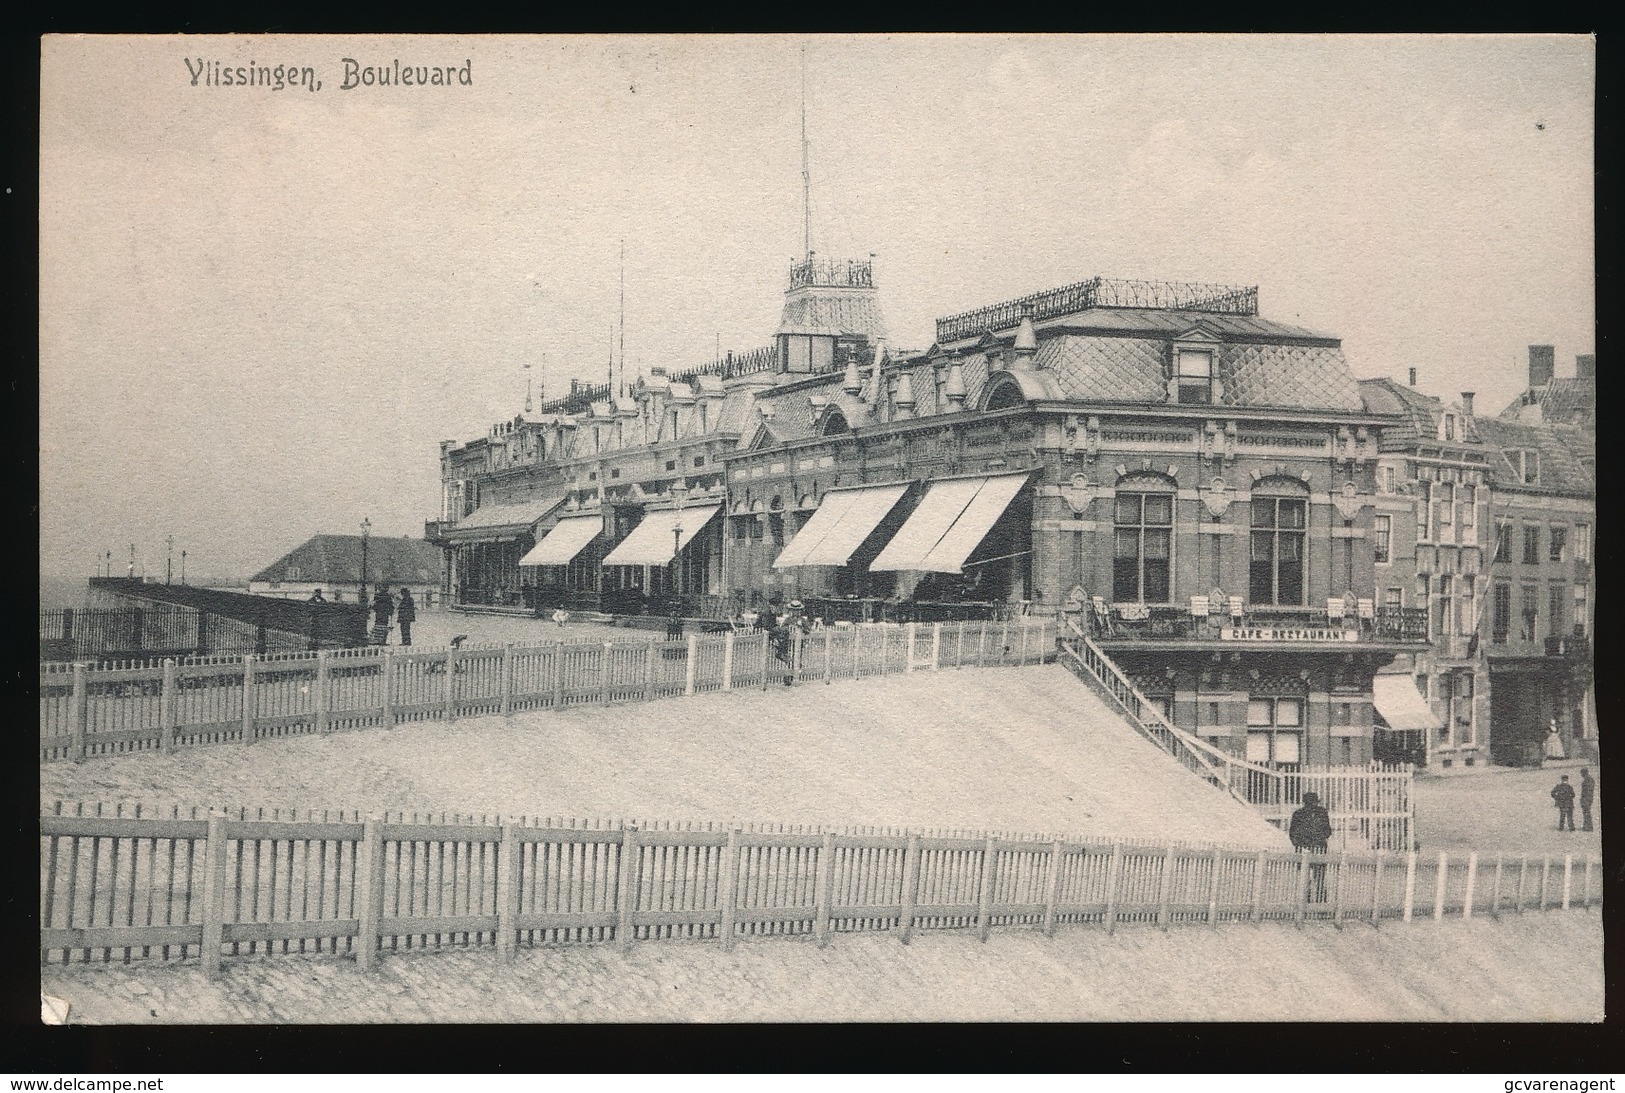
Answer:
935;277;1259;344
1082;605;1429;645
787;256;874;290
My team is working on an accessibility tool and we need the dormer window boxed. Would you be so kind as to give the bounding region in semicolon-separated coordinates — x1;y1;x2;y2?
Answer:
1175;349;1215;405
1442;413;1456;442
1512;449;1540;484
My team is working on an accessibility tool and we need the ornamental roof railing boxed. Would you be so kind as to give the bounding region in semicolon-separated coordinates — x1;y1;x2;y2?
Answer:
787;256;874;291
934;277;1259;344
535;347;780;415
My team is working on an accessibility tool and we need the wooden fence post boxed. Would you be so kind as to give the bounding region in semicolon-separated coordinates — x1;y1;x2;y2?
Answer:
379;652;394;729
70;662;88;763
1104;841;1124;935
823;627;834;684
496;821;520;963
1583;855;1594;911
354;816;385;972
954;620;966;668
1330;851;1347;928
643;640;657;703
239;654;256;748
1041;840;1064;937
199;811;229;980
904;622;917;672
444;644;458;722
1018;621;1028;665
721;632;734;691
1294;851;1310;929
1402;851;1417;922
1249;850;1267;923
878;626;888;677
1562;854;1573;911
1432;851;1448;921
814;832;835;948
760;629;771;689
1000;620;1010;663
977;623;988;668
600;643;613;705
500;643;515;716
1539;857;1551;911
315;651;330;735
1206;846;1224;926
1490;854;1504;919
550;647;564;707
1156;843;1177;931
930;622;941;670
1370;849;1384;926
976;836;998;942
159;658;177;754
1463;852;1478;920
1516;857;1528;914
719;829;740;952
791;629;803;682
616;827;640;954
898;834;920;945
684;635;698;696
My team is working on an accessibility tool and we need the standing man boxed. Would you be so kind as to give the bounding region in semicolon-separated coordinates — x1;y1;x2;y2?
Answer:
1550;775;1576;832
1579;768;1596;832
396;587;416;647
1288;791;1332;902
371;586;395;646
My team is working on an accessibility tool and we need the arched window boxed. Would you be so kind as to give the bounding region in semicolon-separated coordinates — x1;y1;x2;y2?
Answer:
983;378;1026;411
1113;479;1175;603
1250;479;1308;606
822;409;849;436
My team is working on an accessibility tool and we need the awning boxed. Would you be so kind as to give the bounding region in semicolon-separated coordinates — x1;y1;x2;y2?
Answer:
518;515;602;567
870;473;1030;574
601;505;721;567
1372;675;1443;733
442;495;565;543
772;483;910;568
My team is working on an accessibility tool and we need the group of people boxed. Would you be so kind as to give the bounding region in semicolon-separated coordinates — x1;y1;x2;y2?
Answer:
1549;768;1596;833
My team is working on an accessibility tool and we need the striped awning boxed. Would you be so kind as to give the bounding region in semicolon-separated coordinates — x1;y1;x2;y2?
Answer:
869;473;1030;574
1372;675;1442;733
518;515;603;567
772;483;910;568
601;505;721;567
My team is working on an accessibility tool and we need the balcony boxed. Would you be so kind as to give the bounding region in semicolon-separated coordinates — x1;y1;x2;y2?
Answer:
1083;604;1429;648
1544;633;1591;660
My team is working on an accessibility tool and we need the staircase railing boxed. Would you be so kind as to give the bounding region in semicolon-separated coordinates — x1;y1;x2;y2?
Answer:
1057;615;1283;810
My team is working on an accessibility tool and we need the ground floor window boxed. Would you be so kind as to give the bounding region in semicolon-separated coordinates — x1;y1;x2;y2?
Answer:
1246;696;1303;770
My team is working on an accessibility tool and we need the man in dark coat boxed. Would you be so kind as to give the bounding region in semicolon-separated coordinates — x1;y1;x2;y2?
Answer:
371;587;394;646
1579;768;1595;832
1551;775;1576;832
396;587;416;647
1288;791;1333;902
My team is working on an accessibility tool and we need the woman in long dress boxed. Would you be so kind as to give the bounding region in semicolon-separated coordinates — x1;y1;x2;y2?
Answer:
1544;720;1567;761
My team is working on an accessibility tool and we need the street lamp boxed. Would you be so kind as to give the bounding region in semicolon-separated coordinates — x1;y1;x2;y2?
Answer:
670;478;689;607
180;551;187;585
360;517;372;607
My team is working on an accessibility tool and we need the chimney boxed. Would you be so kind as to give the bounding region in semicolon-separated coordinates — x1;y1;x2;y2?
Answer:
1013;316;1038;368
1407;368;1417;387
1460;392;1474;417
1576;354;1596;381
1528;345;1555;388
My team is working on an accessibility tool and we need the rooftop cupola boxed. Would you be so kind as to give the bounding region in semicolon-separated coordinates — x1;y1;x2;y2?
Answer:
775;255;889;376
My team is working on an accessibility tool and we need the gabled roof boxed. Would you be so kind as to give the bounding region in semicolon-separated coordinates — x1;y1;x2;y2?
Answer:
1498;376;1595;432
1358;378;1489;450
1468;417;1594;497
251;535;442;585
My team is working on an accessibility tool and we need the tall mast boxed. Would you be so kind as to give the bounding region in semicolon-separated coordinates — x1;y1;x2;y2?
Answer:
801;45;811;261
618;238;626;397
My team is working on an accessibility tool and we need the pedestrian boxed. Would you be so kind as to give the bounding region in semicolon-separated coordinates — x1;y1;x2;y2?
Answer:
307;588;327;604
666;615;684;641
371;587;394;646
1288;791;1332;903
551;607;569;628
1579;768;1595;832
1544;719;1567;762
396;587;416;647
1551;775;1576;832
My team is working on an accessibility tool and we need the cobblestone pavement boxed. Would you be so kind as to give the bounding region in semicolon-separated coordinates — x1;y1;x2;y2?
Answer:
40;912;1602;1023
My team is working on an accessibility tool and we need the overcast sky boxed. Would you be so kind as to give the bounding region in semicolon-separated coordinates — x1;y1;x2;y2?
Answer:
40;34;1594;581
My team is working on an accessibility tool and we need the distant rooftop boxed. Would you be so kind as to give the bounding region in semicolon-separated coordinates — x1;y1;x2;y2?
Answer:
935;277;1259;345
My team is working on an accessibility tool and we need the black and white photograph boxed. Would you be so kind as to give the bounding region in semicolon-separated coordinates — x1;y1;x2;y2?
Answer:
36;33;1598;1027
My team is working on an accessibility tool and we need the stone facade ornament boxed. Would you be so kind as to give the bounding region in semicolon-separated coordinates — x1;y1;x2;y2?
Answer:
1199;477;1234;518
1060;474;1097;515
1332;480;1366;522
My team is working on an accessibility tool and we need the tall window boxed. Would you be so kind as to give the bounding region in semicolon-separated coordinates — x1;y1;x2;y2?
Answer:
1549;527;1567;563
1382;466;1396;494
1456;673;1476;745
1435;575;1453;639
1250;496;1306;605
1385;587;1404;614
1519;584;1538;641
1114;493;1173;602
1417;575;1431;635
1573;585;1588;636
1416;480;1431;543
1435;481;1455;542
1461;576;1477;637
1246;697;1303;771
1548;584;1566;639
1494;522;1512;563
1175;349;1214;405
1574;524;1590;562
1492;582;1511;644
1515;450;1541;484
1460;484;1477;544
1373;515;1392;564
1522;526;1540;565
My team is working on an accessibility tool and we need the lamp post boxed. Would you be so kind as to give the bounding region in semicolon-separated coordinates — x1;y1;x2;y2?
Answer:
670;478;689;610
360;517;372;607
180;551;186;585
166;535;174;585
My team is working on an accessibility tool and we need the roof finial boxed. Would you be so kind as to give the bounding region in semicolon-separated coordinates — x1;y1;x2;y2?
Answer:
801;43;811;261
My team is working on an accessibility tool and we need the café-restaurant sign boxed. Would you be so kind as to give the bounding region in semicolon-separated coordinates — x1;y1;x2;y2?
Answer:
1220;627;1358;643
